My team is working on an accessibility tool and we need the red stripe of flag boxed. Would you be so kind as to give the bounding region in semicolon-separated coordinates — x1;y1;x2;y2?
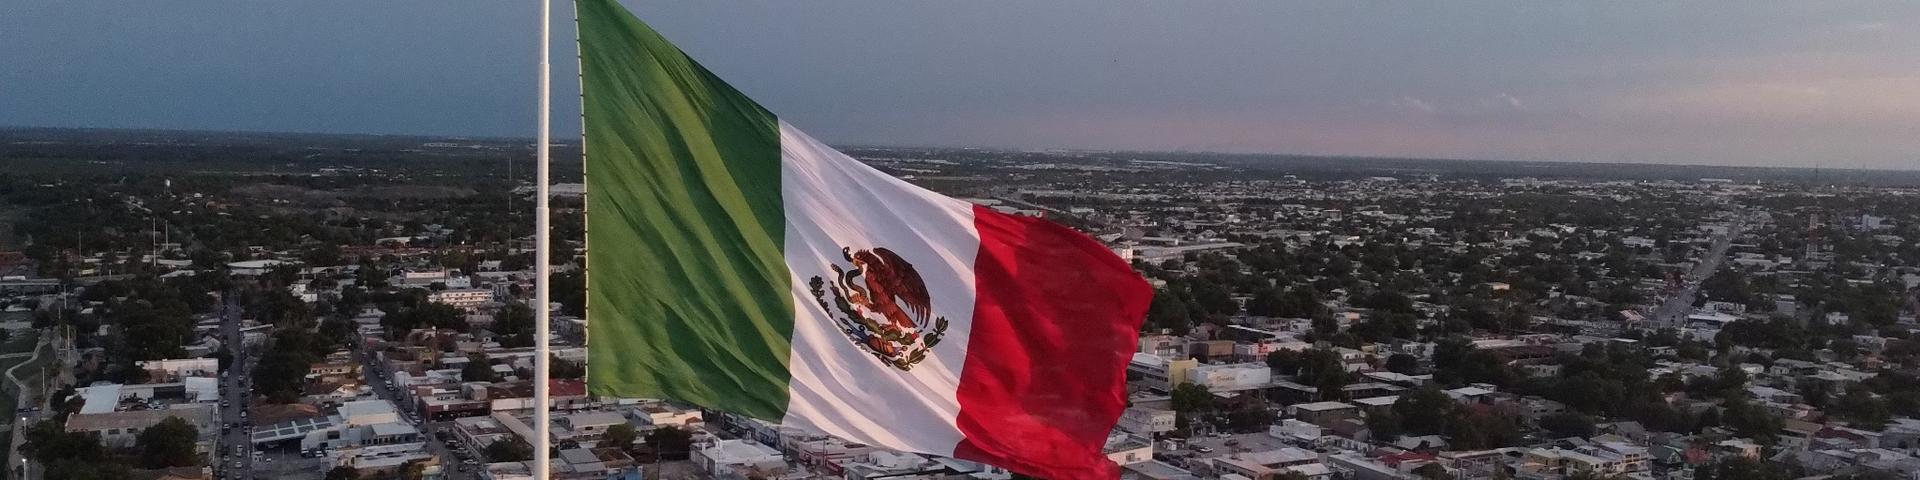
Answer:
954;206;1153;479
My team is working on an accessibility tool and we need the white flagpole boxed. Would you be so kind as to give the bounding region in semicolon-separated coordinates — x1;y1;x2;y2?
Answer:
533;0;553;477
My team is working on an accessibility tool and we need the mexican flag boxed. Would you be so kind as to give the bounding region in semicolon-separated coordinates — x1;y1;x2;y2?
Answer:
579;0;1152;477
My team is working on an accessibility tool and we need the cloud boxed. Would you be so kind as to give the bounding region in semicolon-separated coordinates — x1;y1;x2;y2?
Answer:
1391;96;1437;114
1496;93;1525;110
1850;21;1890;32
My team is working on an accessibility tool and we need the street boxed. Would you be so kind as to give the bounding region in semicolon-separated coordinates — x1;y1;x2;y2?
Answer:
1655;220;1743;325
218;296;254;480
350;336;478;479
5;333;51;480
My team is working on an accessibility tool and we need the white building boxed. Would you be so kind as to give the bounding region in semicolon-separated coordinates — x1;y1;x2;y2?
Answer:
626;402;703;430
288;280;319;303
1105;432;1154;466
1686;311;1742;329
138;357;220;380
1212;447;1333;480
1187;363;1272;392
65;404;217;449
1117;406;1176;435
1129;353;1198;392
227;259;288;276
694;439;786;478
250;399;422;451
428;288;494;310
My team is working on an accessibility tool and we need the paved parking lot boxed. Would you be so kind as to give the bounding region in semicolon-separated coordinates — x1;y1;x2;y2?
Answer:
249;450;332;480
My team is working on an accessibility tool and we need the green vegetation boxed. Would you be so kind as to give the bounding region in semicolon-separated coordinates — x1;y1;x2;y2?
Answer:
484;439;534;462
135;416;200;469
645;426;694;461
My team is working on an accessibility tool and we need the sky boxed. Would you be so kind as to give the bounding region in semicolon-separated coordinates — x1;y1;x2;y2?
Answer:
3;1;1918;169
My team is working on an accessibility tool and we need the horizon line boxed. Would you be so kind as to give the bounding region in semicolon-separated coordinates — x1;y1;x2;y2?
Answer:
3;124;1916;174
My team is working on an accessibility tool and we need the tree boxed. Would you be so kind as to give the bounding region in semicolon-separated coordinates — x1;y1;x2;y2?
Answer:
1830;386;1891;430
1393;387;1458;436
253;328;333;403
21;420;105;465
1699;268;1753;307
485;439;534;462
647;426;695;460
1367;411;1404;441
1385;353;1420;374
1441;349;1515;388
1144;289;1193;335
339;285;368;314
1171;383;1214;413
325;466;360;480
492;303;536;348
603;423;638;449
553;270;586;316
1311;313;1339;336
1720;397;1783;442
41;460;133;480
1693;456;1795;480
1447;410;1522;450
463;354;499;383
1433;337;1473;371
1297;349;1351;400
210;347;234;370
1188;281;1238;317
303;243;343;266
1266;349;1303;375
381;303;468;338
136;416;201;468
1226;399;1276;433
319;317;355;344
1279;286;1325;318
21;419;129;480
1829;338;1862;360
550;357;587;380
403;460;430;480
1246;287;1282;317
1538;412;1597;439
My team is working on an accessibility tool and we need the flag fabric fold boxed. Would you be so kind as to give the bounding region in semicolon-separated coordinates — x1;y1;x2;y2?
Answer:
580;0;1152;477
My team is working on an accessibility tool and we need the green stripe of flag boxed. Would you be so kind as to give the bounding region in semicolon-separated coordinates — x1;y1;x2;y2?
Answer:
581;0;793;420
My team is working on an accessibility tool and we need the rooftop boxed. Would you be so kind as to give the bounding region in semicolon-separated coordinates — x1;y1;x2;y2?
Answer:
1293;401;1356;412
67;405;215;433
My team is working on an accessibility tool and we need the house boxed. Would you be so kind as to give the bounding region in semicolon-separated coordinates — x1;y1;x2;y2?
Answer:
556;411;628;444
427;288;494;310
1520;446;1647;477
840;451;975;479
66;405;218;449
625;402;703;430
248;399;422;451
693;440;785;478
1351;396;1398;416
1125;460;1199;480
1290;402;1359;427
1117;406;1177;435
1187;363;1272;392
1129;353;1199;392
1104;433;1154;466
1716;439;1763;460
1211;447;1332;480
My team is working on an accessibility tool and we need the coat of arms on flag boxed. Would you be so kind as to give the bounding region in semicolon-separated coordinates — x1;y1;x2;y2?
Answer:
809;247;951;371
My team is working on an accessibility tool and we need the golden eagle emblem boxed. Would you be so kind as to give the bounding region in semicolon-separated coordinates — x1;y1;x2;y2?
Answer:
808;246;949;371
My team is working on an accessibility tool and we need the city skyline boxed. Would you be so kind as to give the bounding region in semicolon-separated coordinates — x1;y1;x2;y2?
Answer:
5;0;1919;169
